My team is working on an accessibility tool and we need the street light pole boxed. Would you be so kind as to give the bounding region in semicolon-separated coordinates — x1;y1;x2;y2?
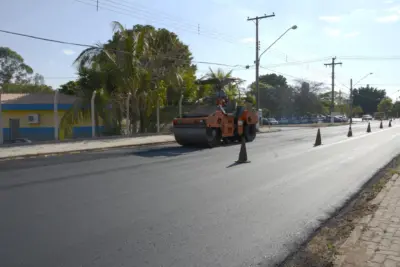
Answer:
353;72;373;87
254;25;297;128
255;25;298;111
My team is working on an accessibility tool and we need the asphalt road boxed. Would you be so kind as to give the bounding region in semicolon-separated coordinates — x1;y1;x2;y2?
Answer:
0;120;398;267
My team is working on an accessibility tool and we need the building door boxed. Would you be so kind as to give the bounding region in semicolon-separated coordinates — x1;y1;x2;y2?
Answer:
9;119;20;140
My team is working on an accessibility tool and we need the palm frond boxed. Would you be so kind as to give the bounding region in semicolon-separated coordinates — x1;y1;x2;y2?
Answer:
59;98;91;140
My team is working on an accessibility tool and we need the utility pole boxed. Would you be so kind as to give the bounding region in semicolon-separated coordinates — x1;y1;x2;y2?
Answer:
324;57;342;122
349;79;353;126
247;13;275;112
0;84;2;145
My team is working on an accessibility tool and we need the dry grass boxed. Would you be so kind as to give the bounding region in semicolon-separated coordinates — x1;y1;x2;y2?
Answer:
279;157;400;267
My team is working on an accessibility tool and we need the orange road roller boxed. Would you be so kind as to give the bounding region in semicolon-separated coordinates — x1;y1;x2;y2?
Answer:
171;77;258;148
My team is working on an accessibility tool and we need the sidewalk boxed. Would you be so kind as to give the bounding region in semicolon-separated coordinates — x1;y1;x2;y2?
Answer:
0;127;279;159
335;173;400;267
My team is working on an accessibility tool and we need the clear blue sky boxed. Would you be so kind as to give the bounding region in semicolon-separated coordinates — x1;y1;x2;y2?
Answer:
1;0;400;99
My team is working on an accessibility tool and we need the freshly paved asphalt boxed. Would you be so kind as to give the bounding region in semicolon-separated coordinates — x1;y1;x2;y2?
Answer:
0;120;399;267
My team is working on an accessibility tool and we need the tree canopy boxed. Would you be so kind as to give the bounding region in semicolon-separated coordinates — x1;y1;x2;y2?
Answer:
243;74;393;118
0;47;52;93
58;21;199;137
353;85;386;115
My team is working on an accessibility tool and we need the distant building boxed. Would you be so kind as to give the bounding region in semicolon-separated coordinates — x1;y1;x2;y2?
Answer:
1;93;103;141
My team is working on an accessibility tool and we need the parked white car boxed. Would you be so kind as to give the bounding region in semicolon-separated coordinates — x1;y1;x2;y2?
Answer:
362;114;373;121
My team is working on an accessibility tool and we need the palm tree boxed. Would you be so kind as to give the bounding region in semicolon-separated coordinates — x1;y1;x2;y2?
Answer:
58;66;118;139
205;67;241;101
65;21;194;135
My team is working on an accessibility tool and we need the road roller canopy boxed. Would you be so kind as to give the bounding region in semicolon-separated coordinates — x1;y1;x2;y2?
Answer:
195;77;244;88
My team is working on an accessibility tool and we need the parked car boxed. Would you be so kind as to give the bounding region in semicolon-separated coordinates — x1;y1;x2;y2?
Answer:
262;118;279;125
279;118;289;124
362;114;373;121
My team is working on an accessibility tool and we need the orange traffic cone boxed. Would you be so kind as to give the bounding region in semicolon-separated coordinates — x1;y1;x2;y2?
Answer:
314;128;322;147
236;137;250;164
347;126;353;137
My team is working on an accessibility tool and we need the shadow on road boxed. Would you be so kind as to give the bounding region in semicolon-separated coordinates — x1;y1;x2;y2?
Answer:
132;146;204;158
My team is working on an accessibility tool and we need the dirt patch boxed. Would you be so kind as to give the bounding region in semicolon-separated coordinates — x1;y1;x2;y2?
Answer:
278;155;400;267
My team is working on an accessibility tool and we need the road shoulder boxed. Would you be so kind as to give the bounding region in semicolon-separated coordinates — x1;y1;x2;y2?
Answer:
280;155;400;267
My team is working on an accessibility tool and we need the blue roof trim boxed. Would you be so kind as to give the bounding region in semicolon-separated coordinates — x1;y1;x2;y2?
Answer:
2;104;73;111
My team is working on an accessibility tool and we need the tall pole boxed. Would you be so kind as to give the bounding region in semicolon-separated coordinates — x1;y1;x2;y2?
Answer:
126;93;131;136
247;13;275;111
91;90;97;138
0;86;3;145
54;89;59;140
255;19;259;111
350;79;353;126
179;93;183;118
156;97;160;133
324;57;342;122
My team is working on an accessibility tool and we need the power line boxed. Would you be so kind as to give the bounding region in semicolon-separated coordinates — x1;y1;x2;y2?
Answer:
92;2;355;86
77;0;252;48
260;66;331;86
0;29;93;48
260;57;331;68
77;0;344;85
0;29;248;68
100;0;237;41
339;56;400;60
76;0;300;64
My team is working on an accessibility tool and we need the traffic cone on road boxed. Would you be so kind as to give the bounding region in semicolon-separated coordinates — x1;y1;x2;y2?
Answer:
389;120;392;127
347;125;353;137
236;137;250;164
314;128;322;147
367;122;371;133
380;120;383;129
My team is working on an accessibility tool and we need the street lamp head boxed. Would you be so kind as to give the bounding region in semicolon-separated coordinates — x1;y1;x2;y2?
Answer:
291;25;298;30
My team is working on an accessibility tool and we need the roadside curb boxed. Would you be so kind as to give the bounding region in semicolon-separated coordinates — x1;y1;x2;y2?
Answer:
0;128;280;161
0;140;177;161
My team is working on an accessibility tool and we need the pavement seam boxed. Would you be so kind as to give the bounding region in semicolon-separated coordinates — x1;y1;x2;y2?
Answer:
0;129;279;161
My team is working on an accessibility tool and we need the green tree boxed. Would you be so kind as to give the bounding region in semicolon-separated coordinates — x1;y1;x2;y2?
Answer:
248;73;291;116
352;105;363;116
0;47;33;85
392;101;400;117
58;80;79;95
353;85;386;114
68;21;196;134
1;83;53;93
292;80;325;116
204;68;242;101
0;47;51;93
377;97;393;117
